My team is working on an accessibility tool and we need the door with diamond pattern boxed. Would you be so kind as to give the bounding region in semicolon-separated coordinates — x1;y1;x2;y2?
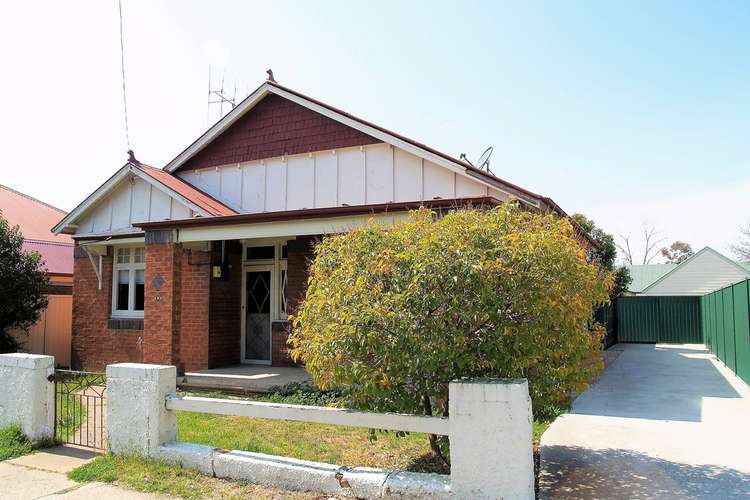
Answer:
244;269;272;362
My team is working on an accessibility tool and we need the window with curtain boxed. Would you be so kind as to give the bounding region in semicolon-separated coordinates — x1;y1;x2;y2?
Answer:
112;246;145;317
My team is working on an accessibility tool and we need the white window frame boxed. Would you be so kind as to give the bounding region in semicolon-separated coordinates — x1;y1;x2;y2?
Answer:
242;238;290;322
111;245;145;318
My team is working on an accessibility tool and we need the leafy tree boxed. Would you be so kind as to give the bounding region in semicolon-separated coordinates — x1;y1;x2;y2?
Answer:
571;213;631;299
660;241;694;264
0;213;48;353
290;205;611;466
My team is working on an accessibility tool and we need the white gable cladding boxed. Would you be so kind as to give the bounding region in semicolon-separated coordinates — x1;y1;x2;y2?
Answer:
177;143;505;213
75;177;194;237
642;248;750;296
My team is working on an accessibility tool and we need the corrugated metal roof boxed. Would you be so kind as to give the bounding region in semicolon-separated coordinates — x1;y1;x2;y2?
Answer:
0;184;72;243
625;264;678;293
22;240;73;276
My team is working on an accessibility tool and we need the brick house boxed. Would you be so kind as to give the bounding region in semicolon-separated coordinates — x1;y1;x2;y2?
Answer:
53;79;593;372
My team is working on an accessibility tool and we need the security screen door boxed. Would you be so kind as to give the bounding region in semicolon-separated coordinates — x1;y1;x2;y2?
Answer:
244;269;272;362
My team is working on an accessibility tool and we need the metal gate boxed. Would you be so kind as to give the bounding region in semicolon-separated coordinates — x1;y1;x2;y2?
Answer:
54;370;107;450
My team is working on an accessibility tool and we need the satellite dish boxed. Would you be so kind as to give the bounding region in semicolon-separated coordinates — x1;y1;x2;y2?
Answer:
476;147;493;172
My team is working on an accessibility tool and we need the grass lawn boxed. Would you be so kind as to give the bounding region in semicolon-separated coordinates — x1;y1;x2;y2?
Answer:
176;411;440;473
0;425;35;461
69;455;316;500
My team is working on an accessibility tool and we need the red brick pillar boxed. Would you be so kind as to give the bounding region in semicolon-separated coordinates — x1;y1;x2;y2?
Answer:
143;230;181;367
179;248;211;372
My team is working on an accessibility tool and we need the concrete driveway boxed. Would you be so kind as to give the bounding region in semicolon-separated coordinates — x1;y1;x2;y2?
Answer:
540;343;750;499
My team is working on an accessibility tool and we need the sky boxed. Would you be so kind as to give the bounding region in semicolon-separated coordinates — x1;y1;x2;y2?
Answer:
1;1;748;263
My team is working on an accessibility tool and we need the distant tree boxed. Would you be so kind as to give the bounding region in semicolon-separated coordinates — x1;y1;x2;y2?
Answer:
572;213;631;299
616;223;664;265
730;223;750;262
0;213;49;353
660;241;694;264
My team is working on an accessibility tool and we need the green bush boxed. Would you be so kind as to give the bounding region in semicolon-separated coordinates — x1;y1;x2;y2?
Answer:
264;382;342;407
290;204;611;464
0;424;34;461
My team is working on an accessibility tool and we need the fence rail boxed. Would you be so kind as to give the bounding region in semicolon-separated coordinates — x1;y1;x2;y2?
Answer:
165;395;450;435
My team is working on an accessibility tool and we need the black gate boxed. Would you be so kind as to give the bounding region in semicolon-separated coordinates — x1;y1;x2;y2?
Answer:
54;370;107;449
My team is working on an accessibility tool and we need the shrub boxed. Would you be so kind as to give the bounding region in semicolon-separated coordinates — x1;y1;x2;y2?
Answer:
0;424;35;460
290;204;611;464
0;212;49;353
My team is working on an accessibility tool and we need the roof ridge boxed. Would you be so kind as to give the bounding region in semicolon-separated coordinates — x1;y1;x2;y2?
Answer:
0;184;68;214
23;238;74;246
164;79;544;202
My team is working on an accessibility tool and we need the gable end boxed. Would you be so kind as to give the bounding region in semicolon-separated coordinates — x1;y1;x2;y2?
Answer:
177;94;382;172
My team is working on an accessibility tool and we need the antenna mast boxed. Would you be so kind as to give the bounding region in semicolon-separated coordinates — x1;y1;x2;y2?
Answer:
207;65;237;125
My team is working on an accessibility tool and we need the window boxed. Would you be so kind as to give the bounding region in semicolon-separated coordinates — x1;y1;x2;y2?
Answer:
112;246;145;317
246;245;275;260
279;263;288;319
245;241;289;321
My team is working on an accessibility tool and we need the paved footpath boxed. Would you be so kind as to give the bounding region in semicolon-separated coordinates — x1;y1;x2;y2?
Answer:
0;446;169;499
540;343;750;499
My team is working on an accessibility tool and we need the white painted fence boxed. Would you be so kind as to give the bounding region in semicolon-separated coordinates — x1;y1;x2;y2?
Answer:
104;363;534;500
165;395;450;435
0;356;534;499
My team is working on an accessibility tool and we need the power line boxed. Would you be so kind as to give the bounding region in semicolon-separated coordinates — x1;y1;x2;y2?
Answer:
118;0;131;150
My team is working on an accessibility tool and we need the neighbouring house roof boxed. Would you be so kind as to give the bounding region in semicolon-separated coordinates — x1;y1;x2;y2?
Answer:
625;263;678;293
640;247;750;296
0;184;73;276
22;240;74;276
0;184;72;243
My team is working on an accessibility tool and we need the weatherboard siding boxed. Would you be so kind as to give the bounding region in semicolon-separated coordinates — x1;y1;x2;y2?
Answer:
642;249;750;296
75;177;194;236
178;143;503;214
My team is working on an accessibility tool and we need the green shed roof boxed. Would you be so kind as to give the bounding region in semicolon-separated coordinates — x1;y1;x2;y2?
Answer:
624;264;678;293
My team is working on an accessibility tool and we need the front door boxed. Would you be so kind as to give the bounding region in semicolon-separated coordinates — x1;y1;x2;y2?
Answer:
243;267;272;363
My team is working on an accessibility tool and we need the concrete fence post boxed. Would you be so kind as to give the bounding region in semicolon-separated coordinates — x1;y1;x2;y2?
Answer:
106;363;177;456
449;379;534;500
0;353;55;443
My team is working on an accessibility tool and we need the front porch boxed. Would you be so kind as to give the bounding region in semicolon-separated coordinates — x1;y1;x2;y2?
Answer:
180;364;311;393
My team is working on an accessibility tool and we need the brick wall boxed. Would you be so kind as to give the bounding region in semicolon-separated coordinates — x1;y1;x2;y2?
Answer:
177;94;382;172
179;249;211;372
71;248;143;371
142;241;182;366
208;242;242;368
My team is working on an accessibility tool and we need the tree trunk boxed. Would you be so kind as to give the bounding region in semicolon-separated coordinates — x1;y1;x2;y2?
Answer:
422;395;450;468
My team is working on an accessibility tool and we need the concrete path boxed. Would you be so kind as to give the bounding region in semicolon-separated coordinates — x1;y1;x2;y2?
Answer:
0;446;168;499
540;344;750;499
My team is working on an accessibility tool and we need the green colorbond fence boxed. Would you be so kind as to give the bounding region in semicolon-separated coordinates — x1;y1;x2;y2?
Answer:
701;278;750;386
616;281;750;386
616;296;702;343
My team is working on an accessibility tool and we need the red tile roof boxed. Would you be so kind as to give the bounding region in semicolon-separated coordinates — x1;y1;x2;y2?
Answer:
133;163;237;217
22;240;73;276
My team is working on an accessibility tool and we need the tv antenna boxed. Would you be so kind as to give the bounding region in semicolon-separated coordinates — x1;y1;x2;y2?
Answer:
460;147;494;175
207;65;237;125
